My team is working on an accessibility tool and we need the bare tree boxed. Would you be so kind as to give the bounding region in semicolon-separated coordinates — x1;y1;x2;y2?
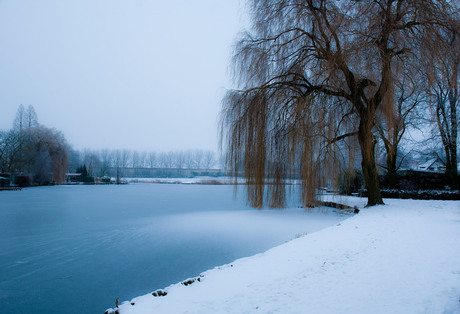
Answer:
203;150;216;169
121;149;131;168
193;150;205;169
82;149;101;177
221;0;459;207
0;130;23;172
132;150;140;168
376;68;424;188
13;104;38;131
424;26;459;189
26;105;38;129
111;149;124;183
175;151;185;169
13;104;26;131
138;151;148;168
112;149;121;168
165;151;175;168
148;151;157;168
99;149;112;176
184;150;194;169
157;152;173;168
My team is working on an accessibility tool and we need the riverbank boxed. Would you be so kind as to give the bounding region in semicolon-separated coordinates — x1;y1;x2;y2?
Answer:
108;197;460;314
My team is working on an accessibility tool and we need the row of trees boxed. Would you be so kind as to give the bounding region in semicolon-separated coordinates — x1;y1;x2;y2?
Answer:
0;105;70;184
1;106;221;184
221;0;459;207
68;148;221;178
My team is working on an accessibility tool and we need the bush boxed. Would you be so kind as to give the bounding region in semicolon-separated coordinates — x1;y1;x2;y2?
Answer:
15;175;31;187
360;189;460;200
338;169;364;195
381;170;454;191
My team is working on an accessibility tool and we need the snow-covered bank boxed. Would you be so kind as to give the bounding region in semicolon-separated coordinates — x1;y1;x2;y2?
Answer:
110;198;460;314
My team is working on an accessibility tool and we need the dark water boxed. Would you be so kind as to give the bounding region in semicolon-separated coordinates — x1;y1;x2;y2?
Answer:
0;184;344;314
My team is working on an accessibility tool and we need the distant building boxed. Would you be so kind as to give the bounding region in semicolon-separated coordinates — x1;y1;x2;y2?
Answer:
417;158;446;173
65;173;82;183
0;174;11;187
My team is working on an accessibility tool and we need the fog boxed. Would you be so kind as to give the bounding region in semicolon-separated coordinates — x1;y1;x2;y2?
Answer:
0;0;247;152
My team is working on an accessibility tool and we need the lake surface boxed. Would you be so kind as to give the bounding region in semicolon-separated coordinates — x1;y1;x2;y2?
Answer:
0;184;346;314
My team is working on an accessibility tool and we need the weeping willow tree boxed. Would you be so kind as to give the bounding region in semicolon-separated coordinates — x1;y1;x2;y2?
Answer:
221;0;459;208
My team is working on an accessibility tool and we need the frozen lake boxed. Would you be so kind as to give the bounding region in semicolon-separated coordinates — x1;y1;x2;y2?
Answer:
0;184;347;314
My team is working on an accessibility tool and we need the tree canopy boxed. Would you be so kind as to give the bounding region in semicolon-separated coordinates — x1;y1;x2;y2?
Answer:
221;0;460;207
0;106;69;185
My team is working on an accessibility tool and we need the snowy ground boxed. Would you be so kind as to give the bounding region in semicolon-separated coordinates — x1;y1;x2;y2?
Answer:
108;197;460;314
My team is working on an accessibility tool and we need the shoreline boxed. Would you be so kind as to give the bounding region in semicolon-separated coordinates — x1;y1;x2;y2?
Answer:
106;197;460;314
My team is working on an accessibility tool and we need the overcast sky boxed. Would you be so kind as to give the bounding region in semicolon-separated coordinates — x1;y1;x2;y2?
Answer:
0;0;247;152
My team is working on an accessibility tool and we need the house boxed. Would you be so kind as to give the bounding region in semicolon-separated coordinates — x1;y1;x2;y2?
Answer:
417;158;446;173
65;173;82;183
0;174;11;187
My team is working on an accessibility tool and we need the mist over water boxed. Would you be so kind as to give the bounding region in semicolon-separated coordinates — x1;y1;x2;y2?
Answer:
0;184;346;314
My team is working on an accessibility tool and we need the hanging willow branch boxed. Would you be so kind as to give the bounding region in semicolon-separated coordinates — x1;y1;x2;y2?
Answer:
221;0;460;208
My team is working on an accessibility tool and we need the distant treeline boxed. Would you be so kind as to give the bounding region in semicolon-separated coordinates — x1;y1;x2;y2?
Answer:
107;167;231;179
1;105;224;185
68;148;223;178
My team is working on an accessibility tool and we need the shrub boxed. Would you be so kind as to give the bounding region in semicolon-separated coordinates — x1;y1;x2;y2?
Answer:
338;169;364;195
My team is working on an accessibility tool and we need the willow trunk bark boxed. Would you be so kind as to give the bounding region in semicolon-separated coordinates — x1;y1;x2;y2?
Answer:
358;114;384;206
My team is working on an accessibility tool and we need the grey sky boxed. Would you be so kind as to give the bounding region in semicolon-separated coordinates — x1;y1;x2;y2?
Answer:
0;0;247;152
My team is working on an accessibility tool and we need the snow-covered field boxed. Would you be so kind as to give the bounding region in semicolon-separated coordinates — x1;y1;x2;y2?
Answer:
108;197;460;314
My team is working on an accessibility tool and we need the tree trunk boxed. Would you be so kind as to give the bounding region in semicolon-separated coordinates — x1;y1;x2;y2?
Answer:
386;148;397;189
448;88;458;190
438;87;459;190
358;114;384;206
445;160;459;190
446;142;459;190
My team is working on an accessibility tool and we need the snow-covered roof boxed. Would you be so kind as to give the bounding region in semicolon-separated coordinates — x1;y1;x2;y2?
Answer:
418;158;444;169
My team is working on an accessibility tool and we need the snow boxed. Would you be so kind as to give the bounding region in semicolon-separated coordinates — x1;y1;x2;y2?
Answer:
109;197;460;314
